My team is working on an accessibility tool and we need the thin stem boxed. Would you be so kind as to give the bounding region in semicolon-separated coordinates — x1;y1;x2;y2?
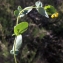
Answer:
16;6;41;25
17;6;40;24
14;37;18;63
18;6;38;17
14;9;19;63
16;17;19;25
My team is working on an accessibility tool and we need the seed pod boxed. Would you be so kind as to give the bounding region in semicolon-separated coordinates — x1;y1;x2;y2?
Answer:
10;35;22;55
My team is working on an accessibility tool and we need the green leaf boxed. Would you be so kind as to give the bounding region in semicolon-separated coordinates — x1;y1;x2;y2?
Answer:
44;5;57;15
14;22;28;36
35;1;49;18
36;7;49;18
17;6;22;11
14;10;19;17
35;1;43;8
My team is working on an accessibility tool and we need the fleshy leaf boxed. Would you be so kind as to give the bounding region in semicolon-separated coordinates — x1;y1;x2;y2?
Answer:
36;7;49;18
35;1;43;8
44;5;57;15
14;22;28;36
14;10;19;17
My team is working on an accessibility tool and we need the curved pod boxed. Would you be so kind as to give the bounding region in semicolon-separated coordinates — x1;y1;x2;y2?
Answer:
10;35;22;55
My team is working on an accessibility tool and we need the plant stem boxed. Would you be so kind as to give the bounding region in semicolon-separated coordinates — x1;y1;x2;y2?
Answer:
18;6;38;17
14;13;19;63
14;37;18;63
17;6;40;24
14;14;19;63
16;17;19;25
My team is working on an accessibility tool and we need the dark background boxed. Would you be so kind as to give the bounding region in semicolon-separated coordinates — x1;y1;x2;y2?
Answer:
0;0;63;63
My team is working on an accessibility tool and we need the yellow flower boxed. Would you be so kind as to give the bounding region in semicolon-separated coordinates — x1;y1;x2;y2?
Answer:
51;12;59;18
55;12;59;17
51;14;55;18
